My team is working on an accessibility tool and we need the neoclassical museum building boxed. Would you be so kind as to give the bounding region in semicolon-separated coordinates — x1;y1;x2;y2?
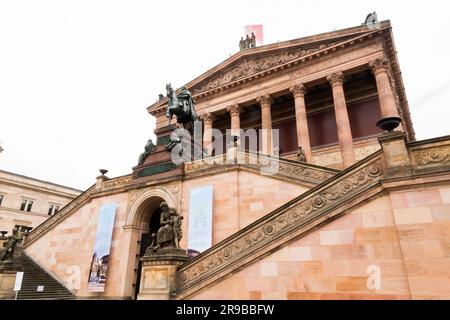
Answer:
7;19;450;300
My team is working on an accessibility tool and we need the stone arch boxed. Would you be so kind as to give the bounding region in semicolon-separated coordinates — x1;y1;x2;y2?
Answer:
126;187;177;228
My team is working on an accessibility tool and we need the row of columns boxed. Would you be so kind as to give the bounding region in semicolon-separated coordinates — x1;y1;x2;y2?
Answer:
200;58;400;168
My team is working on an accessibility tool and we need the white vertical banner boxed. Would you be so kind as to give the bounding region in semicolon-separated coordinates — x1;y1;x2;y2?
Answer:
88;202;117;292
14;272;24;291
188;186;213;256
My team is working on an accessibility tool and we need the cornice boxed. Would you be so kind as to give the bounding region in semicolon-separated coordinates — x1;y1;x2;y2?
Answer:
0;178;81;199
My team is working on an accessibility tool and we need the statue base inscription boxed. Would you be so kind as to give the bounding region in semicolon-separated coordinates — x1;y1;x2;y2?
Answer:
137;251;188;300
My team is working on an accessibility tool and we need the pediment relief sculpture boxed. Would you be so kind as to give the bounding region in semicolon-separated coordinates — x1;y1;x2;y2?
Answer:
192;43;336;94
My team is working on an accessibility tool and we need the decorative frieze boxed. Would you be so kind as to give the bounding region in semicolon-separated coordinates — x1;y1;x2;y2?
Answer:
103;176;133;189
412;145;450;166
193;49;309;94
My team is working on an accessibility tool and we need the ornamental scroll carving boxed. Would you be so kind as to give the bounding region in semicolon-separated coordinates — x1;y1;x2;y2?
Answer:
177;159;383;290
244;153;335;183
193;48;312;94
103;176;133;189
412;146;450;166
184;152;335;185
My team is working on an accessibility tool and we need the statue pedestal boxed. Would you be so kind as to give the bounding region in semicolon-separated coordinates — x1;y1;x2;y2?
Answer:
137;248;188;300
0;261;23;299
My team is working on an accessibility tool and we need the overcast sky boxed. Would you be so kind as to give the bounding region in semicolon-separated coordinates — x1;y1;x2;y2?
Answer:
1;0;449;190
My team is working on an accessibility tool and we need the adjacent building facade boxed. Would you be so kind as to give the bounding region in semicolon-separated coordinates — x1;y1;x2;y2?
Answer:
0;170;82;233
18;20;450;300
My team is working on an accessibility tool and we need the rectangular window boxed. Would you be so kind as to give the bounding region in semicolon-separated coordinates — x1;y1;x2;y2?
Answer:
0;195;3;207
48;204;61;216
15;225;33;233
20;199;27;211
26;201;33;212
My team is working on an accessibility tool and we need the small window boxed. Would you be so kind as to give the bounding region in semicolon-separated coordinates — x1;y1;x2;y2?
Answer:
26;201;33;212
20;199;27;211
14;225;33;233
0;195;3;207
47;204;61;216
20;199;34;212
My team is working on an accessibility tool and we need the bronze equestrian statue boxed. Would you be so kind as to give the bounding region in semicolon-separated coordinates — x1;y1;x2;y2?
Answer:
166;84;198;129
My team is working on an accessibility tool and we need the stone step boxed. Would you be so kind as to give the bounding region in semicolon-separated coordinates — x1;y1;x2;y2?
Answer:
16;254;75;300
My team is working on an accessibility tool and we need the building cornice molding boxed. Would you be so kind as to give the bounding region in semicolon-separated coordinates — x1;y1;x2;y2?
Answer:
0;178;81;199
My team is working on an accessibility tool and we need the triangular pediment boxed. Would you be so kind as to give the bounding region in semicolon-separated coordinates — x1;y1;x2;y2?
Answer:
200;24;395;93
189;32;367;95
148;22;391;112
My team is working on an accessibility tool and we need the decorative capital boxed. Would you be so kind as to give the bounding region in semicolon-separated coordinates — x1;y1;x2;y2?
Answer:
200;112;215;125
226;104;241;117
290;84;307;98
327;72;345;87
369;58;390;76
256;95;272;108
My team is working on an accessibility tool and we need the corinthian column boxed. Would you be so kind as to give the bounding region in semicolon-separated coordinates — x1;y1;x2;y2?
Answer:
369;58;400;119
290;83;312;162
327;72;355;168
227;104;241;139
200;113;215;156
256;95;273;155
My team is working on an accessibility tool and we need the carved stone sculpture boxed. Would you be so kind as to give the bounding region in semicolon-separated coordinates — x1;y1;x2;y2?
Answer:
138;139;156;166
250;32;256;48
297;147;307;163
364;12;378;25
239;37;245;50
0;227;23;262
147;202;183;254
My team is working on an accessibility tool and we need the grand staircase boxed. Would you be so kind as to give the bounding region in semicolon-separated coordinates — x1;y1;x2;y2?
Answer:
16;254;75;300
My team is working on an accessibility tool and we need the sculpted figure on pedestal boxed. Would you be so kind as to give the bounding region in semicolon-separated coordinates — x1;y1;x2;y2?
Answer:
0;227;23;262
148;202;183;253
297;147;307;163
244;34;251;49
250;32;256;48
239;37;245;50
138;139;156;166
166;84;198;129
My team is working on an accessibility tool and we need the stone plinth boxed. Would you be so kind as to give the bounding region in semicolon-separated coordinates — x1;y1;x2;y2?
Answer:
0;261;23;299
378;131;412;177
137;248;188;300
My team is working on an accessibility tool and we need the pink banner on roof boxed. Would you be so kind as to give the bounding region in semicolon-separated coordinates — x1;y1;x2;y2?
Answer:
244;25;263;46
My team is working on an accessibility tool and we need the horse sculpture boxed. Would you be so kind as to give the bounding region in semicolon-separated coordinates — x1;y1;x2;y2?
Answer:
166;83;197;129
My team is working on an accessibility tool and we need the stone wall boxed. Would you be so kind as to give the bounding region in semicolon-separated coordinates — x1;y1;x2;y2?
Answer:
188;185;450;300
180;170;308;248
24;169;308;298
24;192;130;298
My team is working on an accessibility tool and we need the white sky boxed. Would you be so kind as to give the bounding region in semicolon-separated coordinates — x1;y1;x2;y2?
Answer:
1;0;449;190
